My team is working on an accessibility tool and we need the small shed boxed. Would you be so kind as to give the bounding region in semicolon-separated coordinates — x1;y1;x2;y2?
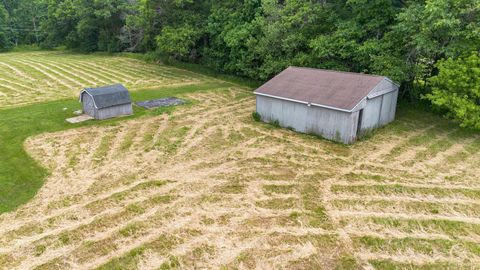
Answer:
254;67;399;144
79;84;133;120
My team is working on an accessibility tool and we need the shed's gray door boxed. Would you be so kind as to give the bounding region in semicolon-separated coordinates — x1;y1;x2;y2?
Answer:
356;109;363;137
82;94;95;117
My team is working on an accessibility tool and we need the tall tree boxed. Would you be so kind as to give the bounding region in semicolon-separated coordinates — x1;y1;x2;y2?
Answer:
41;0;131;52
12;0;46;45
122;0;161;52
310;0;402;72
0;4;10;49
370;0;480;100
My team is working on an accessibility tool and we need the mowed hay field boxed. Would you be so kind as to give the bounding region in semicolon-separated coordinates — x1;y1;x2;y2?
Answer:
0;52;480;270
0;51;212;108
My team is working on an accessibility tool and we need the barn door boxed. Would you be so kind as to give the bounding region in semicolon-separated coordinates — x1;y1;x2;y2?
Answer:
356;109;364;137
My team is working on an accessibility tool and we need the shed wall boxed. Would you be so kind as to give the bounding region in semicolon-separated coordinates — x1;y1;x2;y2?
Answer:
96;104;133;120
369;78;394;98
361;95;382;131
360;89;399;133
82;93;96;117
379;90;398;125
256;96;357;144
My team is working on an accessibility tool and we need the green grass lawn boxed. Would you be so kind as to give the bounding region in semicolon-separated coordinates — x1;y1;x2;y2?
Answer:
0;82;231;213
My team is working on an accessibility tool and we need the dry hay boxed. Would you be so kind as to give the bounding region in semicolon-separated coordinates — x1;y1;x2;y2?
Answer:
0;51;212;108
0;88;479;269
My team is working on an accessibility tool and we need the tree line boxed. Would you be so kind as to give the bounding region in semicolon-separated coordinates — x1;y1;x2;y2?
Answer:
1;0;479;128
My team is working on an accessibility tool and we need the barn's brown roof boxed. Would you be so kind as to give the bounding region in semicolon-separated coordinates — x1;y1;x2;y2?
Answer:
254;67;386;111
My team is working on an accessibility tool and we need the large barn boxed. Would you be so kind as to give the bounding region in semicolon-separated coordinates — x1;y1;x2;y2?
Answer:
254;67;399;144
80;84;133;120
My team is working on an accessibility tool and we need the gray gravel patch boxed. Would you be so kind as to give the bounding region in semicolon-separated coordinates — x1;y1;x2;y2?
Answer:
136;97;186;109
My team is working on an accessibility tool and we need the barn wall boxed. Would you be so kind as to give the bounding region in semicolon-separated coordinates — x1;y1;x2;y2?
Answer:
379;90;398;125
369;78;395;97
361;95;382;131
82;93;96;117
256;95;357;144
368;78;400;100
360;89;399;133
96;104;133;120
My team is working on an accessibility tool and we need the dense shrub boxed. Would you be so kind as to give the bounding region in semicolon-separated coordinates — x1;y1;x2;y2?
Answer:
425;53;480;129
252;111;261;122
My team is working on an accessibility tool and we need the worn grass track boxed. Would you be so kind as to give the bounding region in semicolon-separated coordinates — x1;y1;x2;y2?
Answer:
0;51;480;269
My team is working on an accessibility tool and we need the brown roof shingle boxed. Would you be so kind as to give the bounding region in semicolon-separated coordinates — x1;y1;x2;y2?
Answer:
254;67;385;111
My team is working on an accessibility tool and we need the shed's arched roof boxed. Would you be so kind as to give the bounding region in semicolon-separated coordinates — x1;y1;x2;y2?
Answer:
80;84;132;109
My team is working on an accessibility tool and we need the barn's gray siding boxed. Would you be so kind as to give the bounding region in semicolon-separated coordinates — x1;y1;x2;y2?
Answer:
82;93;95;117
255;77;399;144
359;81;399;133
361;95;383;131
256;95;358;144
368;78;396;97
96;103;133;120
379;90;398;125
81;91;133;120
80;84;133;120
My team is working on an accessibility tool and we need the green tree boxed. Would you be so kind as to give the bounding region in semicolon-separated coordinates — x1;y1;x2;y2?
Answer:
41;0;130;52
0;4;10;49
253;0;328;79
156;25;201;59
203;0;262;75
372;0;480;100
123;0;161;52
12;0;46;45
425;53;480;129
310;0;402;73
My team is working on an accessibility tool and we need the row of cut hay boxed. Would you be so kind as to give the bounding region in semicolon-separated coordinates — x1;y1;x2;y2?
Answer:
0;52;211;108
